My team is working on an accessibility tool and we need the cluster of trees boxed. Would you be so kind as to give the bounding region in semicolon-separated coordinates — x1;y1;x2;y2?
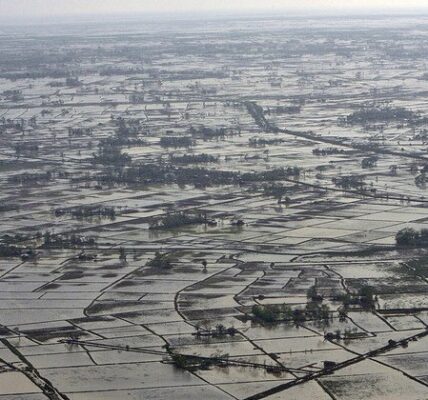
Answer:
160;136;195;148
112;117;145;137
146;251;172;269
342;105;418;125
2;89;23;102
0;243;26;257
415;173;427;188
169;153;218;164
54;205;116;220
92;118;147;164
194;323;237;338
1;69;77;81
95;164;229;187
92;145;131;165
188;126;233;140
15;142;39;157
249;137;285;147
0;118;27;134
252;302;331;324
413;165;428;188
324;326;360;341
262;184;291;203
1;233;33;244
358;286;376;309
42;232;96;248
65;77;82;87
0;231;97;257
8;171;55;185
96;164;301;189
396;228;428;247
361;156;378;169
169;351;230;371
335;285;376;310
169;353;193;369
241;167;301;182
99;136;146;148
68;127;93;137
265;105;301;114
0;241;36;260
312;147;346;156
149;212;208;230
129;93;145;104
245;101;277;132
332;175;366;190
412;129;428;141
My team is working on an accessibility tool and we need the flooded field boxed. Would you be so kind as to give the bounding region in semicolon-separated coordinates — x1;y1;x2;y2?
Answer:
0;13;428;400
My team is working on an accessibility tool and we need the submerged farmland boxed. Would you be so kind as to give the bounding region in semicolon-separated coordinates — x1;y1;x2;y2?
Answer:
1;14;428;400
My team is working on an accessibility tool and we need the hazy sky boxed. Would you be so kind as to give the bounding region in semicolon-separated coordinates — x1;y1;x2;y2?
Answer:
1;0;428;19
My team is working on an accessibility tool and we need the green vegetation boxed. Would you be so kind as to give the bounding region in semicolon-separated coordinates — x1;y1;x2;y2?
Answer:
332;175;365;190
1;233;34;244
262;184;291;203
169;153;218;164
99;136;146;147
0;230;96;256
415;172;427;188
92;145;131;165
189;125;234;140
147;251;172;269
406;256;428;278
0;244;26;257
361;156;378;169
306;285;323;302
160;136;194;148
249;137;285;147
14;142;39;157
335;286;375;310
41;232;96;248
194;323;238;338
170;351;229;371
252;302;331;324
96;164;301;188
396;228;428;247
8;171;60;185
54;205;116;220
245;101;278;132
358;285;376;309
266;105;301;114
343;105;419;125
312;147;347;156
149;212;208;230
68;127;93;137
170;353;193;369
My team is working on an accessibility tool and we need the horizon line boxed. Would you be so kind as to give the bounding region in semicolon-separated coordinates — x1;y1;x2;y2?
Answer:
2;7;428;27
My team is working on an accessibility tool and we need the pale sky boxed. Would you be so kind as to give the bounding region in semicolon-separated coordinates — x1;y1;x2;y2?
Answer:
1;0;427;19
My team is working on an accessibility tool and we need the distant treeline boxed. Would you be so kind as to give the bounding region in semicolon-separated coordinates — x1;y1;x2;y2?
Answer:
96;164;301;188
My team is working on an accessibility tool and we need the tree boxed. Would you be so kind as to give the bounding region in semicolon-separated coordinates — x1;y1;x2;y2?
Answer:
307;285;322;301
396;228;419;246
43;231;52;246
119;247;127;261
147;251;172;269
359;286;375;309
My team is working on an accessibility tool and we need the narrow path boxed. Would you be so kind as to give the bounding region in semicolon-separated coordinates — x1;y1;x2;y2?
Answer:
1;338;71;400
243;328;428;400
